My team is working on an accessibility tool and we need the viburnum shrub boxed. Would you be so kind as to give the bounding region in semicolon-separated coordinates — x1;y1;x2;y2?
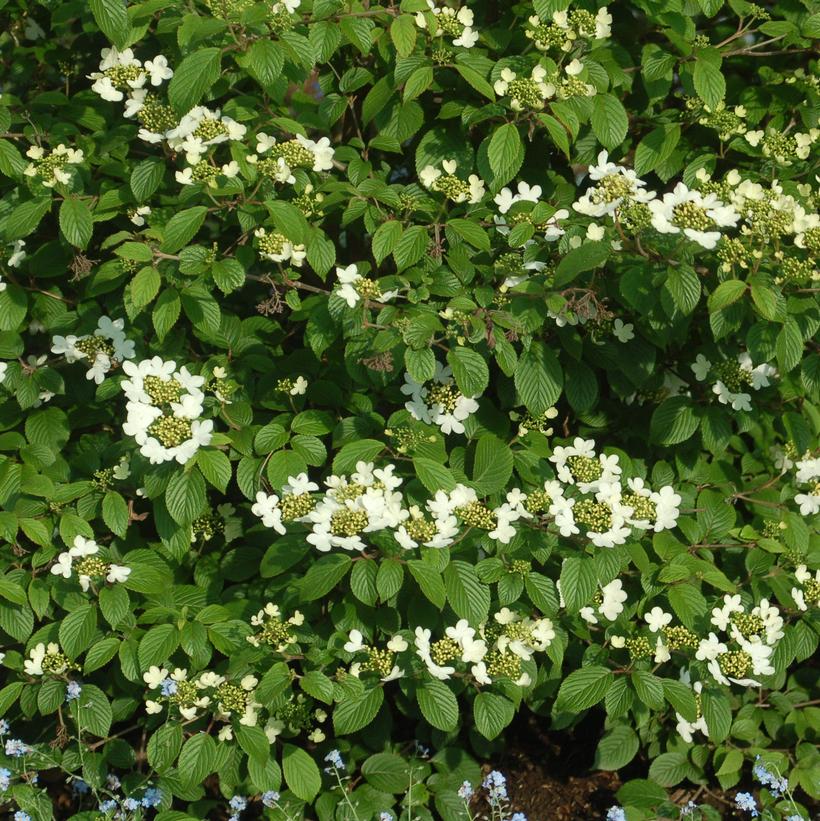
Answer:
0;0;818;819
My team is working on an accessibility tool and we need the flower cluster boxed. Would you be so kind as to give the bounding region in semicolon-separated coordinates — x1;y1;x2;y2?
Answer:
23;144;84;188
525;6;612;53
415;1;478;49
691;352;777;412
419;160;485;204
334;263;398;308
51;316;135;384
121;358;214;464
144;666;262;729
401;360;480;435
49;535;130;592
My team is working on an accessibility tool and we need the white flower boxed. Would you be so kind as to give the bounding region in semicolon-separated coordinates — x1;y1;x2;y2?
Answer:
106;564;131;584
51;552;74;579
612;319;634;342
586;223;605;241
92;76;124;102
696;632;727;662
144;55;173;86
691;354;711;381
644;606;672;632
649;182;739;249
8;240;26;268
565;59;584;76
129;205;151;226
335;264;362;307
344;630;366;653
795;490;820;516
599;579;628;620
143;666;169;688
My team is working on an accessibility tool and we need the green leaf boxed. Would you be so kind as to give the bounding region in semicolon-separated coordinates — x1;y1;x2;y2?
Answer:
390;14;417;57
102;491;128;538
196;449;232;492
299;554;352;601
559;557;597;613
776;319;803;373
470;435;513;496
165;469;207;525
693;56;725;108
138;624;179;670
514;341;563;415
153;288;181;340
212;259;245;295
662;679;697;722
593;724;639;770
556;666;613;712
403;66;433;102
148;723;183;773
447;346;489;397
666;265;701;315
417;679;459;731
701;689;732;742
89;0;130;49
168;48;222;115
58;604;97;659
161;206;208;253
372;220;403;264
412;457;456;494
282;743;321;802
488;123;523;188
247;39;284;88
362;752;410;793
650;397;699;446
407;560;446;608
649;752;688;787
236;724;270;764
71;683;112;737
130;159;165;202
59;198;93;249
393;225;428;271
444;561;490;624
447;218;490;251
708;279;746;312
554;242;609;287
473;692;515;740
178;733;217;785
591;94;629;150
333;687;384;734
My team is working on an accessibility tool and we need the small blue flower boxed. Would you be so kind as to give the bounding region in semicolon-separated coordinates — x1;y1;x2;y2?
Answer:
14;812;31;821
378;814;394;821
324;749;345;771
106;773;121;791
141;787;162;808
229;795;247;813
66;680;82;701
160;678;178;697
606;807;626;821
482;770;508;803
0;767;10;791
261;790;280;807
99;799;118;813
785;815;806;821
457;779;474;800
511;814;527;821
4;739;29;757
122;797;140;811
735;792;758;817
0;719;9;735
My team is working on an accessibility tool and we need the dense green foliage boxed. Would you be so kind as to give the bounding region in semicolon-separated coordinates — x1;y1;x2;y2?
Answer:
0;0;818;819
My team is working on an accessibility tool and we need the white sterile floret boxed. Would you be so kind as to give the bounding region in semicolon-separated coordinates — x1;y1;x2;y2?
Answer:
120;358;213;465
649;182;739;249
573;151;656;218
401;359;480;435
599;579;628;620
51;316;135;384
419;159;485;204
333;263;396;307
